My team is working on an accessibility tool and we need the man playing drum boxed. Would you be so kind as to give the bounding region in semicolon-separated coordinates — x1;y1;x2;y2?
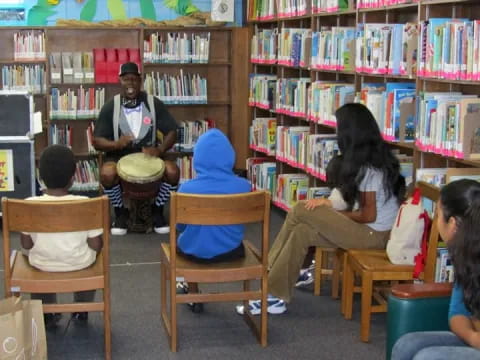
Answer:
93;62;179;235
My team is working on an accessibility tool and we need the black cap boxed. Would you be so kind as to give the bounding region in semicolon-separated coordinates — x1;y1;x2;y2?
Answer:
119;62;141;76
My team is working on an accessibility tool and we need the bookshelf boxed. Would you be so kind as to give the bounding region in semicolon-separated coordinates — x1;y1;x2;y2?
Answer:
0;26;250;189
246;0;480;212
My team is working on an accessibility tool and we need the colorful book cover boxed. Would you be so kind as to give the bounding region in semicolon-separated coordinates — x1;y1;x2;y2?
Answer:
0;149;14;192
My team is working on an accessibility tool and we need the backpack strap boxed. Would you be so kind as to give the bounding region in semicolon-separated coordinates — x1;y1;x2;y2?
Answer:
147;94;156;145
113;94;121;141
413;211;431;279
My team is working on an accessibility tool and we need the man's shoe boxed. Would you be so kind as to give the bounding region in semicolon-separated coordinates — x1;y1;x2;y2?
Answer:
152;205;169;234
71;312;88;322
235;295;287;315
176;281;204;313
111;207;128;236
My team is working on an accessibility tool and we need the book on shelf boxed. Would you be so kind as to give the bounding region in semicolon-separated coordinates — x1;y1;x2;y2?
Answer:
62;52;74;83
246;157;276;193
248;0;275;20
434;248;454;283
144;32;210;64
306;134;338;180
278;28;311;68
50;52;62;84
1;64;46;94
307;187;331;200
71;159;100;192
312;0;351;14
275;78;310;117
175;118;214;151
248;74;277;110
416;93;480;159
415;167;480;188
311;27;355;72
50;86;105;120
276;126;310;168
249;117;277;155
13;30;46;61
275;173;309;209
251;29;277;64
176;156;196;183
307;82;355;126
144;71;208;104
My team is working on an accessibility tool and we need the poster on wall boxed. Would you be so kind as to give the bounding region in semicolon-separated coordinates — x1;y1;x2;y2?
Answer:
211;0;233;22
0;149;14;192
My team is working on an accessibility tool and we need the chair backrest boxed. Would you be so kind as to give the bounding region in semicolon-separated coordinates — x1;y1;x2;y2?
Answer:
2;196;111;290
169;191;271;267
416;181;440;283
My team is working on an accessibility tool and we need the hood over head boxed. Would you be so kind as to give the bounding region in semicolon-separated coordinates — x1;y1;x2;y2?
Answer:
193;129;235;176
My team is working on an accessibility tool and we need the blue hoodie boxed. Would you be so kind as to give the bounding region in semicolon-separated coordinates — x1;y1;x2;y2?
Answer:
177;129;251;259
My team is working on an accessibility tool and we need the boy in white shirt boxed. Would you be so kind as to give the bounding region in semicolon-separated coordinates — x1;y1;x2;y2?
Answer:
20;145;103;328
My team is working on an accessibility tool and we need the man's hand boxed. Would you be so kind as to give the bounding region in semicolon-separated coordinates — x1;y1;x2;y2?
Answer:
304;198;332;211
142;146;164;158
116;135;134;150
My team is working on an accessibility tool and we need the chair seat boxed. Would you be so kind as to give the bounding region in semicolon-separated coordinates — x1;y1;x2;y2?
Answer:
348;250;414;273
161;242;263;283
11;252;105;293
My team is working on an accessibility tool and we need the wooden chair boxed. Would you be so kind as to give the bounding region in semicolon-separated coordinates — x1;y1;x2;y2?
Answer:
2;196;111;360
313;247;345;298
160;191;270;352
342;181;440;342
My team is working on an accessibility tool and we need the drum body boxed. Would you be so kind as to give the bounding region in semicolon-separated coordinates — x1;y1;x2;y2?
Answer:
117;153;165;200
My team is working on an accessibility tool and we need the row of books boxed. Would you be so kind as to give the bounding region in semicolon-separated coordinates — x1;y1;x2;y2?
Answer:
355;23;418;76
248;74;276;110
312;0;352;13
416;93;480;160
247;157;277;193
1;64;46;94
275;173;309;209
144;71;208;104
357;0;417;9
71;159;100;192
278;28;311;68
307;82;355;126
176;156;196;183
50;52;95;84
249;117;277;155
13;31;46;61
175;118;215;152
276;0;309;18
311;27;355;72
143;32;211;64
248;0;354;19
305;135;338;180
86;122;97;154
416;167;480;188
418;19;480;81
93;48;141;84
275;78;310;117
275;126;310;169
361;82;416;142
49;87;106;119
251;29;277;64
49;124;72;147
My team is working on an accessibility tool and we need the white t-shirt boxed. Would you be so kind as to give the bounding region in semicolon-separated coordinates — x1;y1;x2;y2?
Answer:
123;104;142;139
23;194;103;272
328;188;359;211
358;167;399;232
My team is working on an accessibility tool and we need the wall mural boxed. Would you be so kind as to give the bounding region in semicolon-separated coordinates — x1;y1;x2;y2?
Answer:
23;0;226;26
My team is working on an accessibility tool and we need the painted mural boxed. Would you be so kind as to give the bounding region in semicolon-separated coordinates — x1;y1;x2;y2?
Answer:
0;0;242;26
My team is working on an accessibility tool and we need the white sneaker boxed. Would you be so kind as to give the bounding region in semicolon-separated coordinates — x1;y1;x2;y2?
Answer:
154;225;170;234
235;295;287;315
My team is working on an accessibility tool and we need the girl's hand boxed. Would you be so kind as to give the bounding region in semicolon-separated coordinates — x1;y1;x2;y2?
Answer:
304;198;332;211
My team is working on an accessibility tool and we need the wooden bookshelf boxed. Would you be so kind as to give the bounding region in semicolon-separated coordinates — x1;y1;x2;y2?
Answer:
0;26;250;171
247;0;480;211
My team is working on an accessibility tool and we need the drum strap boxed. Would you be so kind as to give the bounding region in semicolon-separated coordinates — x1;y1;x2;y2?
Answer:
113;94;156;145
113;94;120;141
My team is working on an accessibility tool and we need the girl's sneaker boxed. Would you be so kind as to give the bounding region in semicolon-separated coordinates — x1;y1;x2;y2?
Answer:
295;269;314;287
235;295;287;315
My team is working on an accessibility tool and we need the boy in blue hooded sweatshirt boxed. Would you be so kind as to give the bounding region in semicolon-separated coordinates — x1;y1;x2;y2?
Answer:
175;129;251;311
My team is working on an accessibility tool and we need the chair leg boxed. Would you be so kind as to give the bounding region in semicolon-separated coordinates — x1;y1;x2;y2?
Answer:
343;257;354;319
360;272;373;342
314;247;323;296
260;276;268;347
331;250;343;299
160;262;167;323
104;287;112;360
170;275;178;352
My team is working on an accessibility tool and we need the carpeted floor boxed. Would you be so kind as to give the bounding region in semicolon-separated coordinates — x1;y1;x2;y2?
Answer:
0;207;387;360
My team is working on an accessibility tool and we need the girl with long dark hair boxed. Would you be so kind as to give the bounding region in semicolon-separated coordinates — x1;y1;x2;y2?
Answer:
392;179;480;359
236;103;406;315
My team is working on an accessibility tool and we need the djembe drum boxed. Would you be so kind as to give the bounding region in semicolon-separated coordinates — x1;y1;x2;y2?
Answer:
117;153;165;232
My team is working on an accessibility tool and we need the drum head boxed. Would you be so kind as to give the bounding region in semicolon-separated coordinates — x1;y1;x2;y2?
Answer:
117;153;165;184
